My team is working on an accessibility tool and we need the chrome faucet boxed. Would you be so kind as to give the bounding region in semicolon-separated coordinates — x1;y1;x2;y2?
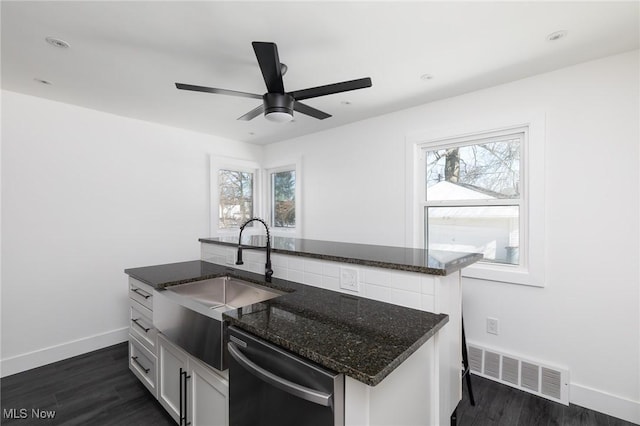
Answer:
236;217;273;283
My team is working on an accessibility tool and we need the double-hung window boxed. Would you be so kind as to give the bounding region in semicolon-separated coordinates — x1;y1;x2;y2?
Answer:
410;118;545;287
424;131;524;266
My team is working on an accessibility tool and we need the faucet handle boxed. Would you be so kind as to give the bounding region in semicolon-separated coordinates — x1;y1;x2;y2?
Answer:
236;247;244;265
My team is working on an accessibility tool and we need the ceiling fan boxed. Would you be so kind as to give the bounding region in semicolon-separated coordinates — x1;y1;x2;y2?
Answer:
175;41;372;123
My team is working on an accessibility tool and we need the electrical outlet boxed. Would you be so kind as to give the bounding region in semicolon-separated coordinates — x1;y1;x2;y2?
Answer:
487;317;499;335
340;268;360;292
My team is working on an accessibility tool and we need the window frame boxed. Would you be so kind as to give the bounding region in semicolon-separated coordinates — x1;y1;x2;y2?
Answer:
405;114;546;287
210;156;261;235
263;158;302;237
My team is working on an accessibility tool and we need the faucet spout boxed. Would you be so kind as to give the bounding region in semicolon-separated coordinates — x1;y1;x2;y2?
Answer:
236;217;273;282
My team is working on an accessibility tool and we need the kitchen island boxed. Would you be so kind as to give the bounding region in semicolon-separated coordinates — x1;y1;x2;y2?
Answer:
125;238;481;425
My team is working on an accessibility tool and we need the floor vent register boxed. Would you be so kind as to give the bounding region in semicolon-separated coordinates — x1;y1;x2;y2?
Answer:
467;342;569;405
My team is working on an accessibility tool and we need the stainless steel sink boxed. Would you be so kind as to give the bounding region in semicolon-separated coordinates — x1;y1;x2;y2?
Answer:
166;276;284;309
153;276;284;371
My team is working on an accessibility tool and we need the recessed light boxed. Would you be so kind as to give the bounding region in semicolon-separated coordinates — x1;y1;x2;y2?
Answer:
420;73;434;81
34;78;52;85
45;36;70;49
547;30;568;42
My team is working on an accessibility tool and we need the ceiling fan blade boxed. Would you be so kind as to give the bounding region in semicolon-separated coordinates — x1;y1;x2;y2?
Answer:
290;77;372;101
237;104;265;121
252;42;285;94
293;101;331;120
175;83;262;100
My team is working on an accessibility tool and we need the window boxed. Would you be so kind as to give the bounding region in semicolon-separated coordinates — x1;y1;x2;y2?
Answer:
218;169;254;229
264;160;301;235
269;169;296;229
211;157;301;236
425;133;523;265
210;157;260;233
406;116;545;287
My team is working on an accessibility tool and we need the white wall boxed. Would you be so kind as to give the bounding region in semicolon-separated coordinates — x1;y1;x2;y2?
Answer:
263;51;640;422
0;90;261;376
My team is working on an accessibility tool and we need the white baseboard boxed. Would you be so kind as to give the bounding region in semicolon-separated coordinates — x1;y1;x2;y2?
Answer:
570;383;640;425
0;327;129;378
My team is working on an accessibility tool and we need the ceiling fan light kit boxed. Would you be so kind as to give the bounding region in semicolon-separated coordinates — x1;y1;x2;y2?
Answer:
175;41;372;123
263;93;294;122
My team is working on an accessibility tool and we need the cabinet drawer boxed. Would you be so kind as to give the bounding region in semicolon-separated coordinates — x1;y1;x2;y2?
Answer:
130;300;157;353
129;334;157;397
129;278;154;310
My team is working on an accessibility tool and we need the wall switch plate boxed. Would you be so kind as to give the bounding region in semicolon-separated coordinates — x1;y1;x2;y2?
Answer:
340;267;360;292
487;317;499;335
226;252;236;266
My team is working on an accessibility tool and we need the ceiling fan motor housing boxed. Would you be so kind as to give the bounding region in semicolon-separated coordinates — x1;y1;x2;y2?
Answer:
263;93;294;116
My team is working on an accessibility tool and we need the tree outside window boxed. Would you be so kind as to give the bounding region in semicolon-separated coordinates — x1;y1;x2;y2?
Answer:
219;169;253;229
271;170;295;228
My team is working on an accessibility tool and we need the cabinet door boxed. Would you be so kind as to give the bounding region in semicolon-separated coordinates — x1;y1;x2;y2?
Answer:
158;334;188;424
188;358;229;426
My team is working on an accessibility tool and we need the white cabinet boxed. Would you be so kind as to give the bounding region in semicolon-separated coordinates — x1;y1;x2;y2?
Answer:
189;357;229;426
158;334;229;426
128;278;158;397
127;277;228;426
158;333;189;423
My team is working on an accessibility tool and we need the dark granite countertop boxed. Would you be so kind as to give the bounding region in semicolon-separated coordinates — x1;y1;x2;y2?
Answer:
124;260;449;386
199;236;482;275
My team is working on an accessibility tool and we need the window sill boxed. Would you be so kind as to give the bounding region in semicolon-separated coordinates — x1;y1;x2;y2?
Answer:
462;262;544;287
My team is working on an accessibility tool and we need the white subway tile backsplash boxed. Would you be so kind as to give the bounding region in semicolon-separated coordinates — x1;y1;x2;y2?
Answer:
270;254;287;267
288;257;305;271
391;271;421;292
303;272;323;288
244;251;263;263
323;263;340;278
247;262;263;275
421;276;435;295
202;244;226;257
288;269;304;283
421;294;435;312
363;268;392;287
304;259;324;275
272;268;287;280
201;243;436;310
390;289;421;310
322;276;340;291
364;283;392;302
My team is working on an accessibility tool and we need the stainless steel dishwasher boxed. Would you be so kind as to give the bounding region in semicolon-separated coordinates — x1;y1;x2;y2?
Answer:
227;326;344;426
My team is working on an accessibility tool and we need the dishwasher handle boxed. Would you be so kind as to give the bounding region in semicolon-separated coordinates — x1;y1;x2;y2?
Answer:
228;341;333;407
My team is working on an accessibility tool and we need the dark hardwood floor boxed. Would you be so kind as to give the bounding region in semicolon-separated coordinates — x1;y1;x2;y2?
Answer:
457;374;637;426
1;342;174;426
1;342;636;426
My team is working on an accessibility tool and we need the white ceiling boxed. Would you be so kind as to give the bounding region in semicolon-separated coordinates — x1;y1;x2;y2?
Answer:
2;1;638;145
